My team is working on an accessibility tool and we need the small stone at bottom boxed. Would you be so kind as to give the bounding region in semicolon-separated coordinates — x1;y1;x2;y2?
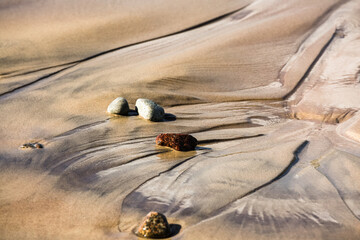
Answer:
136;211;171;238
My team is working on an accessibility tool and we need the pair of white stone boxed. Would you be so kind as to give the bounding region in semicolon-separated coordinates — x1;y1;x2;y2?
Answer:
107;97;165;122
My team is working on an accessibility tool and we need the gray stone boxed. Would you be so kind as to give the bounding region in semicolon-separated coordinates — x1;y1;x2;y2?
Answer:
135;98;165;122
107;97;129;115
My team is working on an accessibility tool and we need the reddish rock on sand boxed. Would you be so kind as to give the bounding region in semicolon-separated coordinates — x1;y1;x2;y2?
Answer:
156;133;197;151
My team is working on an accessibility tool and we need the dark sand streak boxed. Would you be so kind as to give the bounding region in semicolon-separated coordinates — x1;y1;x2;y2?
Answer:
283;30;338;100
0;64;76;99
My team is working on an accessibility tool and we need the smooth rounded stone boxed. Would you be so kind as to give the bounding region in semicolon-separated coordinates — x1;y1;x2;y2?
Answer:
156;133;197;151
135;98;165;122
107;97;129;115
136;212;171;239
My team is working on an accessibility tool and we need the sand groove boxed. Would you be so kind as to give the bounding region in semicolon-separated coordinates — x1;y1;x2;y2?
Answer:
315;168;360;222
0;64;76;99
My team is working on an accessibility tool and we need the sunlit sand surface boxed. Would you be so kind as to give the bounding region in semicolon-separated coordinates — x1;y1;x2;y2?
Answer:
1;0;360;239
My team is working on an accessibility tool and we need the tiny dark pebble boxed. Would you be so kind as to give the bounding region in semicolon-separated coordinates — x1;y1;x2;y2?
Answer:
20;142;43;149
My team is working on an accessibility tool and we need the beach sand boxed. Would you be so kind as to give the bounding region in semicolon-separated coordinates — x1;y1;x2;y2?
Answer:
1;0;360;239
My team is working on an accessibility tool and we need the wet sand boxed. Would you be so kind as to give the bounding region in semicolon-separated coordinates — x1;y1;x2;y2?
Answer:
1;0;360;239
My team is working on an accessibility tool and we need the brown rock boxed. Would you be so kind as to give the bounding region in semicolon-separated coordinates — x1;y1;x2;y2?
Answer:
136;211;171;238
156;133;197;151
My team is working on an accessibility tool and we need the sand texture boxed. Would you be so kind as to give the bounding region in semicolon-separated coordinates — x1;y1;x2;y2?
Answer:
1;0;360;239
